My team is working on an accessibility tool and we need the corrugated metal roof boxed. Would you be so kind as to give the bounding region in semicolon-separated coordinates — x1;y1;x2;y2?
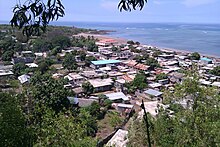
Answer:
144;89;163;97
105;92;129;101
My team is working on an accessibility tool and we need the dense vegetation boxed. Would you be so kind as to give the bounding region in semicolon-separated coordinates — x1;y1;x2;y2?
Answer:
190;52;201;60
128;73;220;147
0;73;100;146
210;66;220;76
125;72;148;93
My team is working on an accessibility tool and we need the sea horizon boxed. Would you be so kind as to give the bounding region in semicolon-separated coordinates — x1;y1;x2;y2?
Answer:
1;21;220;57
48;21;220;57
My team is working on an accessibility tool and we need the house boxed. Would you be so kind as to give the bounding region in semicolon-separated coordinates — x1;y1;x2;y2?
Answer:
0;65;13;70
99;49;113;59
199;79;212;86
123;60;137;68
149;83;162;89
108;71;124;77
96;39;118;47
65;73;85;85
200;57;212;64
26;63;38;68
106;129;128;147
169;72;185;83
144;89;163;100
137;101;167;117
72;87;84;97
158;79;169;85
12;57;34;64
114;103;134;116
52;73;63;79
90;60;121;69
162;60;179;66
158;54;174;59
134;63;150;71
115;79;126;92
88;78;113;92
212;82;220;88
18;74;30;84
67;97;98;107
105;92;129;103
0;70;13;78
34;52;47;58
116;51;132;59
81;70;104;79
21;51;33;57
122;74;135;83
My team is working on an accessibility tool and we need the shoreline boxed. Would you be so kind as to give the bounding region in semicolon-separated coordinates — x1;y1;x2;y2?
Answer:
76;32;220;59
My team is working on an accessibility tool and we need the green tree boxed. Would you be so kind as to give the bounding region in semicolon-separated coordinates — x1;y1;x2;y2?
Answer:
62;53;77;70
190;52;201;60
30;73;73;114
51;46;62;56
132;72;148;90
1;50;14;61
82;81;94;97
77;50;86;61
154;74;220;146
111;46;119;52
209;66;220;76
155;73;168;81
85;56;97;67
87;41;98;52
103;99;113;109
51;35;71;49
128;118;153;147
0;92;32;147
33;109;97;146
12;63;27;77
37;61;50;74
32;38;52;52
109;111;123;128
14;42;24;52
152;50;162;57
127;40;135;45
0;36;15;52
145;57;159;70
129;73;220;147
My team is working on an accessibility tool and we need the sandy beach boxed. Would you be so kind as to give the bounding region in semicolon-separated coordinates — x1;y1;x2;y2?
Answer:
77;33;220;60
76;33;127;44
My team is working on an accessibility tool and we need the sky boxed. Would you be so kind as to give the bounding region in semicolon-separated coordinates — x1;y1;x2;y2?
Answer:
0;0;220;23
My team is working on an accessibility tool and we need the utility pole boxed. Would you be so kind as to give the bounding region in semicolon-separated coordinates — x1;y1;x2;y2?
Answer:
140;99;151;147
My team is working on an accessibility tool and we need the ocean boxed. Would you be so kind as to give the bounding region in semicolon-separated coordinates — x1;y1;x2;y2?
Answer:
50;21;220;57
1;21;220;56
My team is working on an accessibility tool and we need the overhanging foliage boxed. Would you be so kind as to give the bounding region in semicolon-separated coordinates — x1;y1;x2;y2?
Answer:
10;0;148;37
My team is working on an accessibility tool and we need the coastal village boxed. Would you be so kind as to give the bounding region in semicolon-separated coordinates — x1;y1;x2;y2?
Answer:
1;27;220;146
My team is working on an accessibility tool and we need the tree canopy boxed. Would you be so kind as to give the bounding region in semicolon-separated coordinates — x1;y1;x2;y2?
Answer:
128;73;220;147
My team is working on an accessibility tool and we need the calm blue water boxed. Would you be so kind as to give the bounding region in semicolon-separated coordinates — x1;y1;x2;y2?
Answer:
50;21;220;57
2;21;220;56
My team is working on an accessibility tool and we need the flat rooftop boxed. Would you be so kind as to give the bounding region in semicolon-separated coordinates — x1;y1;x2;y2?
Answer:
91;60;121;66
88;78;113;88
144;89;163;97
201;57;212;62
105;92;129;101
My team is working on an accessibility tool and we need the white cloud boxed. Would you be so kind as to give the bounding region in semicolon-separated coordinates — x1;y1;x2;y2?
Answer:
182;0;216;7
100;0;118;10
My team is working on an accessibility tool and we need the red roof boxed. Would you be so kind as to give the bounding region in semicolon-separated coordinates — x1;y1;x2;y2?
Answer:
99;39;117;43
122;75;133;82
134;64;150;71
126;60;137;67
